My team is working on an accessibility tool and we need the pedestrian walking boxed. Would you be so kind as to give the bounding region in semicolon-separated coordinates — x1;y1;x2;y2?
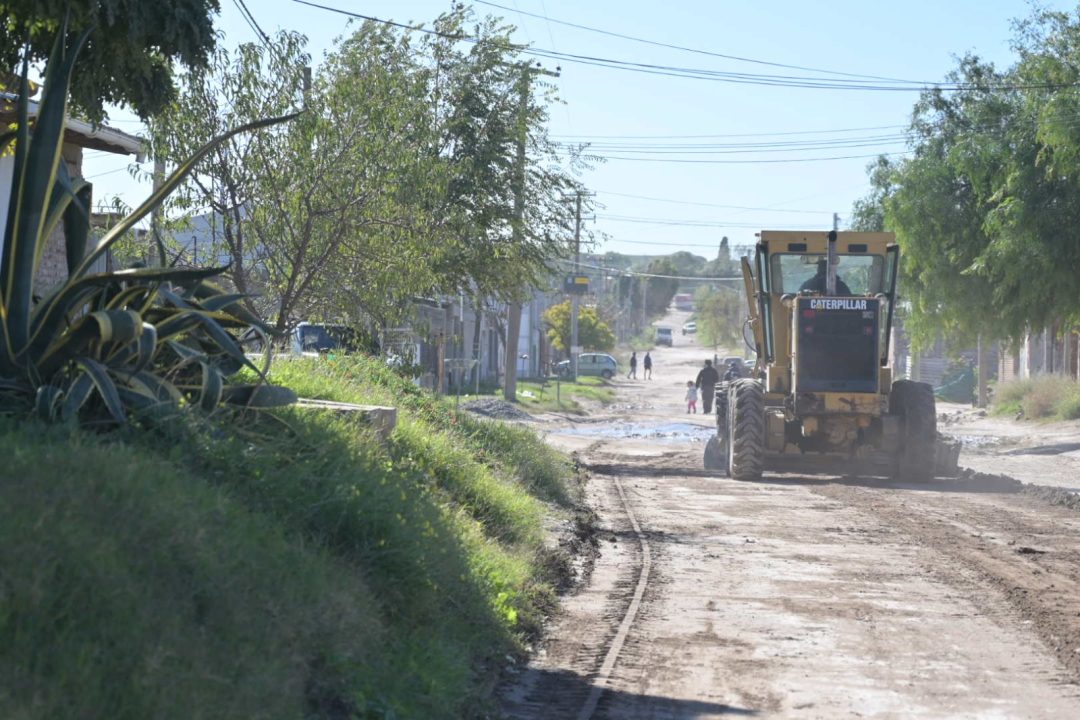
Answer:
685;381;698;414
696;358;720;414
627;351;638;379
643;352;653;380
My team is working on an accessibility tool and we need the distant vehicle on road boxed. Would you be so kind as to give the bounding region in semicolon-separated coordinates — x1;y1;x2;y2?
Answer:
655;327;673;346
682;321;697;335
673;293;694;311
555;352;618;379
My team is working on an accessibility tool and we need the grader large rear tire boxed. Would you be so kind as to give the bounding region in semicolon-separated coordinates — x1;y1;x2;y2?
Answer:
891;380;936;482
728;379;765;481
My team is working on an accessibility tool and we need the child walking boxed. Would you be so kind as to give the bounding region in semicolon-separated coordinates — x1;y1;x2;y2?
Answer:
685;381;698;414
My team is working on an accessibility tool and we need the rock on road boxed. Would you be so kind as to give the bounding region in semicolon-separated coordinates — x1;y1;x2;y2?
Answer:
498;310;1080;719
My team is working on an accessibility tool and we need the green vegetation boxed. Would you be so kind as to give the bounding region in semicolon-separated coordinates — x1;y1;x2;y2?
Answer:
692;285;743;349
0;355;581;718
0;0;219;121
851;7;1080;349
1;23;295;425
992;376;1080;420
544;300;615;352
514;375;615;414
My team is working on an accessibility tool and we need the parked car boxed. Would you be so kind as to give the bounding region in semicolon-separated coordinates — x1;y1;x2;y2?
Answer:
291;322;363;355
655;327;673;346
682;321;697;335
554;352;618;379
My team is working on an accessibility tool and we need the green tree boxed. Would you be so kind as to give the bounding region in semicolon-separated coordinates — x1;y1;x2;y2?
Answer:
151;28;444;331
543;300;615;352
1;0;220;122
693;285;743;349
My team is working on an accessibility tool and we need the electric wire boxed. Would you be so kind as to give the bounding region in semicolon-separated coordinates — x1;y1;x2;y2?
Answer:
472;0;926;84
233;0;273;49
289;1;1077;93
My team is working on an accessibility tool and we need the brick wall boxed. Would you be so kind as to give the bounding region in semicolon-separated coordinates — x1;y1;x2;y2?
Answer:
33;145;85;294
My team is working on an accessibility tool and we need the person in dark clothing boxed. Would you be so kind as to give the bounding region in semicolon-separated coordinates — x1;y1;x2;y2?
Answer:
643;352;653;379
723;359;743;382
800;259;852;296
695;359;720;414
627;351;637;379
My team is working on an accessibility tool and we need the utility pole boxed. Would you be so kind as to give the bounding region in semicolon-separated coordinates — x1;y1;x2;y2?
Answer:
504;63;559;402
570;192;582;379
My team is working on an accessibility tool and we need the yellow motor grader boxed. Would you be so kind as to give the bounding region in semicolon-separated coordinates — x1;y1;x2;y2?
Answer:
704;230;960;481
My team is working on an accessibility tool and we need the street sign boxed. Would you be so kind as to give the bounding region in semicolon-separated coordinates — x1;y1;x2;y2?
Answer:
570;345;583;355
563;275;589;294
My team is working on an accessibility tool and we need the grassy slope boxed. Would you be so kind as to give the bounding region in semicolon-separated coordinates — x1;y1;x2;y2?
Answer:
0;355;579;719
992;376;1080;420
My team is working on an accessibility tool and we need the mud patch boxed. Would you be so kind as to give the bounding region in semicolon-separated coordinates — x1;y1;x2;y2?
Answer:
553;421;714;444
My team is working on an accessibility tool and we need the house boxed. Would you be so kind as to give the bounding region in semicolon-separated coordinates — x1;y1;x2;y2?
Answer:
0;93;144;289
999;328;1079;381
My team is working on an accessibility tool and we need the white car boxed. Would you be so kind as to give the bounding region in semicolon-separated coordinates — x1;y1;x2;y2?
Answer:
682;321;697;335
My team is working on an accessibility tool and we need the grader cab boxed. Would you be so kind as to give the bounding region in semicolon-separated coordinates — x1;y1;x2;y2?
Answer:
704;230;959;481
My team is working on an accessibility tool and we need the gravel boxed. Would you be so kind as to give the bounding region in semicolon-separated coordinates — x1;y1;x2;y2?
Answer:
461;398;535;421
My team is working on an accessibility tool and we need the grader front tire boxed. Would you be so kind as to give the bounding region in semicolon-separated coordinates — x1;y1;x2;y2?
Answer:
891;380;937;482
728;379;765;481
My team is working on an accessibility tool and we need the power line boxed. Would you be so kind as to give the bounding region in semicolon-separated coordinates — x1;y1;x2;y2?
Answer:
551;257;742;281
552;124;908;141
233;0;273;49
472;0;925;84
593;190;830;214
566;138;910;154
596;214;817;229
581;151;910;164
290;1;1074;93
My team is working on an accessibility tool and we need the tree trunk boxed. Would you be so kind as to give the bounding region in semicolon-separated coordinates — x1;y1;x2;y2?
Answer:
504;301;522;402
976;334;990;408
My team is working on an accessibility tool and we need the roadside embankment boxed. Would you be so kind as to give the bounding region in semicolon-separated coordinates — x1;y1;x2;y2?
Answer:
0;355;585;719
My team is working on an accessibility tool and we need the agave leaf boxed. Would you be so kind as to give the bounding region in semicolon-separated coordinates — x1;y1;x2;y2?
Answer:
115;386;180;424
62;179;92;275
198;292;250;313
35;385;63;422
126;370;183;404
105;285;154;313
74;356;126;424
75;111;302;279
156;286;258;376
59;373;95;422
39;162;90;274
0;54;32;374
27;266;226;363
198;362;224;412
132;322;158;374
189;280;274;332
3;28;92;354
36;309;142;377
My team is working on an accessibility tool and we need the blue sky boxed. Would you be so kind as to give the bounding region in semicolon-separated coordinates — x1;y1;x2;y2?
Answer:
83;0;1074;258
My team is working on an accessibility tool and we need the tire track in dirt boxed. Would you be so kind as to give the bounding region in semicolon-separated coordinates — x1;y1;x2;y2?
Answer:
576;471;653;720
498;444;654;719
810;481;1080;685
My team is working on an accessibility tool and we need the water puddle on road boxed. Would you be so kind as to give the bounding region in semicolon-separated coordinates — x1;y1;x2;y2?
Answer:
553;421;715;443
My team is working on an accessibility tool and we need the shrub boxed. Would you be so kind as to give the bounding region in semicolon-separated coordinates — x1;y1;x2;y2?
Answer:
1;23;295;425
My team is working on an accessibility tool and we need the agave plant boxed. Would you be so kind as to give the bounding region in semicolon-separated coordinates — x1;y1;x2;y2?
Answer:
1;25;298;424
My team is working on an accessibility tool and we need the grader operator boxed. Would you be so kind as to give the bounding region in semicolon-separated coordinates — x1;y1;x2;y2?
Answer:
703;230;959;481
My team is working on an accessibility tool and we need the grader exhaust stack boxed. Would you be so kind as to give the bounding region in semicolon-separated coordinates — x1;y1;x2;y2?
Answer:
704;230;960;481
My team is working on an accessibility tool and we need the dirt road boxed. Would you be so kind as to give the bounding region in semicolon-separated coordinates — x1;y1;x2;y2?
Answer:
498;311;1080;719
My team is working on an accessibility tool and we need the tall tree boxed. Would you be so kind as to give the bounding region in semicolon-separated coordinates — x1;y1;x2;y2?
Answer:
1;0;220;121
